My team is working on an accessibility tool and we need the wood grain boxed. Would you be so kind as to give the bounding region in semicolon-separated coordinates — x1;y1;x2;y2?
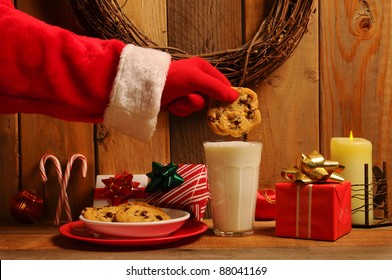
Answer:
117;0;167;45
96;0;170;175
245;0;319;189
0;115;19;221
168;0;243;165
319;0;392;217
1;220;392;260
20;116;95;222
96;114;170;174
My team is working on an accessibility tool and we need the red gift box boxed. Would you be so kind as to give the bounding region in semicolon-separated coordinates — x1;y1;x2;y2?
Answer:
145;164;209;221
275;181;352;241
255;190;276;221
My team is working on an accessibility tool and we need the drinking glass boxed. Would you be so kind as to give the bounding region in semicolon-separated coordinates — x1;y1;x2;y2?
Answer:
203;140;262;236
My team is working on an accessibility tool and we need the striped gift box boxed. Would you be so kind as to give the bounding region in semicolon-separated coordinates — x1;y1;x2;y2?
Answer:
145;164;209;221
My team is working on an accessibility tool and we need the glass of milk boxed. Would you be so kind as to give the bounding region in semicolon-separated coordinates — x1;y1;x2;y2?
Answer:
203;140;262;236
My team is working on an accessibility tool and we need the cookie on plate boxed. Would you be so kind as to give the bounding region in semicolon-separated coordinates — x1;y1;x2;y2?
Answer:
115;202;171;222
81;205;123;222
81;202;171;223
207;87;261;137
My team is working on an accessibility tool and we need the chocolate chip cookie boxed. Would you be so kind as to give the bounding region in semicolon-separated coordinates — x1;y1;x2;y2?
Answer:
207;87;261;137
115;202;171;222
81;202;170;222
81;205;123;222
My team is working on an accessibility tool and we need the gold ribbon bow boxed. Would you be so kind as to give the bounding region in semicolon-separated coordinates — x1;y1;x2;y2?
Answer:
281;151;345;184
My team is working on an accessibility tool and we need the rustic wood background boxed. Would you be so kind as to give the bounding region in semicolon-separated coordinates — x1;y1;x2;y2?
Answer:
1;0;391;224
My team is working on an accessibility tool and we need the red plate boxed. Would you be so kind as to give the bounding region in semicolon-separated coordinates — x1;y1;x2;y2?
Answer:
59;220;208;247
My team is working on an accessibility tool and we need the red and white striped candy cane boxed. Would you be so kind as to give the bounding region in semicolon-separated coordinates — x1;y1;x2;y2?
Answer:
61;154;88;223
39;154;63;225
40;154;88;225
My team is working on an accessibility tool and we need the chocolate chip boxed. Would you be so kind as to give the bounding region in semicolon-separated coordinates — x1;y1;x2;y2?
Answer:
105;212;113;218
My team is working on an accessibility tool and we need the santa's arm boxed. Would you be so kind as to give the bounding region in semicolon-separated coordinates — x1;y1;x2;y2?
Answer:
0;1;170;141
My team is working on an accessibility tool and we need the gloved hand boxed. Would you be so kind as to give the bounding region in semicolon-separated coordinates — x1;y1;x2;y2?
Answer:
161;57;238;116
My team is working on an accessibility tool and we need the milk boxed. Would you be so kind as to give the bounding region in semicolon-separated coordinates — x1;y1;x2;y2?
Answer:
203;141;262;236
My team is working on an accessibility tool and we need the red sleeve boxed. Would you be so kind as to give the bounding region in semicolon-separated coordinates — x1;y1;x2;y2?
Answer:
0;0;12;8
0;1;125;123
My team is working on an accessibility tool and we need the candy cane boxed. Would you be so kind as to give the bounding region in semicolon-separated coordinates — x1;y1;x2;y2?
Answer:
40;153;88;225
61;154;88;223
40;154;63;225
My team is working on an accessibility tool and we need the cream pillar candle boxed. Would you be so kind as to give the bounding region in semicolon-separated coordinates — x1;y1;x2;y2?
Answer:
330;133;373;225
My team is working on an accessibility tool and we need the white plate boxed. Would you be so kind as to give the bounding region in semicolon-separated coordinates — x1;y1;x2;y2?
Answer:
79;208;190;239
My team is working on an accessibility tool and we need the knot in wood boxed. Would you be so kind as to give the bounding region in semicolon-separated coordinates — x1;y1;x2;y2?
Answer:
96;124;108;143
359;17;372;31
354;15;375;38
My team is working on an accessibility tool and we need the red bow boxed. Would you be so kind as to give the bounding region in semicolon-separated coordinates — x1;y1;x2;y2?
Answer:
96;172;144;205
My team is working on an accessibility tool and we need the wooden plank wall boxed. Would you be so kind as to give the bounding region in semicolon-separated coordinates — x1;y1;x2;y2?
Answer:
320;0;392;219
1;0;391;223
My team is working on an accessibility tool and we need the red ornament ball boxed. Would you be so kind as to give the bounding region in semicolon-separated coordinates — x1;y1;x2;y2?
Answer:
9;189;44;223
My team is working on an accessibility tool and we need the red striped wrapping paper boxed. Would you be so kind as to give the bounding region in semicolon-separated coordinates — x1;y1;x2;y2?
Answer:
145;164;209;221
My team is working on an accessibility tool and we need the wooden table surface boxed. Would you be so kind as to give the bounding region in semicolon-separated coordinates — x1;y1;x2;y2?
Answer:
1;220;392;260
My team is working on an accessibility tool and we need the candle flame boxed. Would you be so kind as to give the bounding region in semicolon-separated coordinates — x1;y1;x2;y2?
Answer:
350;131;353;141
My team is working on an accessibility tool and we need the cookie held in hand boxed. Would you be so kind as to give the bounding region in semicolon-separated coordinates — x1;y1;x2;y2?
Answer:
207;87;261;137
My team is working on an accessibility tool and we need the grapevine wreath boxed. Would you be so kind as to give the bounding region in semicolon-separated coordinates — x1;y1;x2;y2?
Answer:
67;0;315;86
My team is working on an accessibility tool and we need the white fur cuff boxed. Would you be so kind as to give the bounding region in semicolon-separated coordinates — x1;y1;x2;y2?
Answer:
103;44;171;141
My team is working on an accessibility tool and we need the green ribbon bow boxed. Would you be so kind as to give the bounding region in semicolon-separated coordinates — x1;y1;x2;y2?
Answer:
145;162;184;193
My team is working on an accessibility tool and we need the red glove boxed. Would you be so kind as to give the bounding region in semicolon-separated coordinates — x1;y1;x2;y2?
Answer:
161;57;238;116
